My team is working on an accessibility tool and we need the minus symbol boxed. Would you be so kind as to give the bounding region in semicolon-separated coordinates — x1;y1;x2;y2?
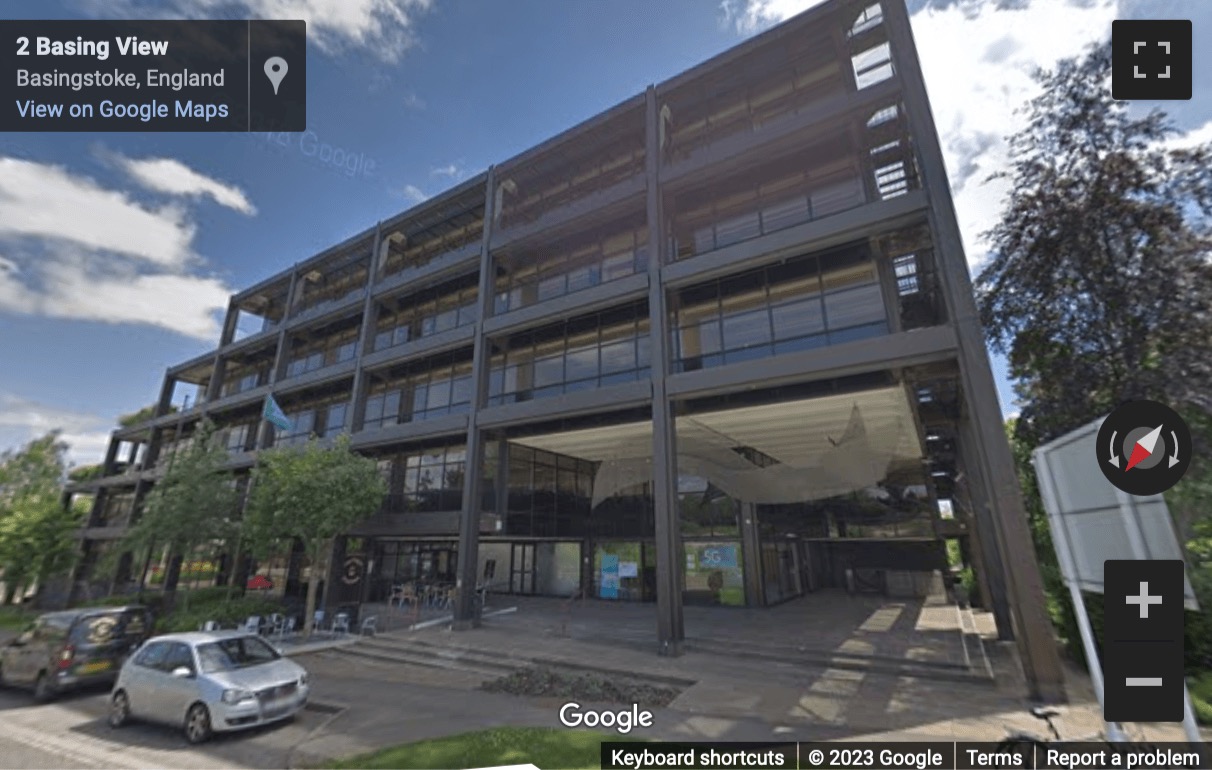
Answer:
1125;677;1163;686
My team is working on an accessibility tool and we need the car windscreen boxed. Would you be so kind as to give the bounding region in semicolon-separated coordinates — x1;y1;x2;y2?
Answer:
196;636;281;674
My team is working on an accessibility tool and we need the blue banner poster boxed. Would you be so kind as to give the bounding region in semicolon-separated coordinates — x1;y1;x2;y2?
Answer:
600;554;620;599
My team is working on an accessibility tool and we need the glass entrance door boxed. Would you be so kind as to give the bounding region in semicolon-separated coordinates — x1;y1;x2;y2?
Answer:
510;543;535;594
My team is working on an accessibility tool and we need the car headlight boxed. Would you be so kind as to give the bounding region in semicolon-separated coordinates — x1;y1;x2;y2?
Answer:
221;688;255;704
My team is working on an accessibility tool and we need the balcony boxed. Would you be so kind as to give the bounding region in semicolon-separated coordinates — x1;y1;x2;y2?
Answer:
492;97;646;249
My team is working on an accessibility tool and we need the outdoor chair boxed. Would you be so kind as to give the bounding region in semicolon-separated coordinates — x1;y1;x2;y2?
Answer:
243;615;261;634
313;609;325;630
360;615;378;636
200;620;220;632
332;612;350;635
390;583;416;609
279;616;297;638
269;613;285;635
440;587;456;611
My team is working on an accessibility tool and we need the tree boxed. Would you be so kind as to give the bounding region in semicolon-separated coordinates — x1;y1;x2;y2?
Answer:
976;43;1212;447
979;43;1212;673
0;433;81;605
120;420;239;610
243;436;386;636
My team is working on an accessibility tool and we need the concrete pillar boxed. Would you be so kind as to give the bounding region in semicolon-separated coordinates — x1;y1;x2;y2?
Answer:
454;166;497;629
883;0;1065;701
646;86;684;655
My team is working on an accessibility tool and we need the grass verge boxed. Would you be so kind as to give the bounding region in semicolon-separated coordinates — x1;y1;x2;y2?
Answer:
1190;671;1212;725
326;727;612;769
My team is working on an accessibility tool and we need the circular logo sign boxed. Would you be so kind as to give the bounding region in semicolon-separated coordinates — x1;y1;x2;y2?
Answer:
341;555;365;585
1096;400;1192;496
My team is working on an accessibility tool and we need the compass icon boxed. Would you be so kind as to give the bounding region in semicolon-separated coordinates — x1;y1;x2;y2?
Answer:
1096;400;1192;496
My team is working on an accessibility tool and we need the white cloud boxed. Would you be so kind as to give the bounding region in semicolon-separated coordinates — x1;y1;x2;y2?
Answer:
0;157;196;270
112;155;257;215
397;184;429;204
1162;119;1212;152
0;156;235;340
103;0;434;63
720;0;1119;267
431;163;463;179
0;392;112;467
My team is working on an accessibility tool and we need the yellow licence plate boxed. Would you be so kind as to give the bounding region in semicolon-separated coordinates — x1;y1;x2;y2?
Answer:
78;661;112;675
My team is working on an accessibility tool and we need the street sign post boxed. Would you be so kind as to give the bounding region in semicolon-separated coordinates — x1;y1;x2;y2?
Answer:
1033;416;1201;743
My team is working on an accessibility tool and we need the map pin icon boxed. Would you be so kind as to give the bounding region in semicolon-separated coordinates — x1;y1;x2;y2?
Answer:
264;57;288;95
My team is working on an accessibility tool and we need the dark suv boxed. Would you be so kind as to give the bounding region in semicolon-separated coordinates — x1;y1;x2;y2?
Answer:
0;606;153;701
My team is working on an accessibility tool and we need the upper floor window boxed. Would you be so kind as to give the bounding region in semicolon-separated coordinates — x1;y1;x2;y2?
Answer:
494;222;648;315
372;279;478;353
671;247;887;372
488;303;651;406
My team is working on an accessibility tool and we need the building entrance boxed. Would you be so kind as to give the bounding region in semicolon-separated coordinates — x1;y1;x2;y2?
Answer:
510;542;536;594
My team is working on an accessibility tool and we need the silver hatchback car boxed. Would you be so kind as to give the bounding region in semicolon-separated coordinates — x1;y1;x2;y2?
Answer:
108;631;309;744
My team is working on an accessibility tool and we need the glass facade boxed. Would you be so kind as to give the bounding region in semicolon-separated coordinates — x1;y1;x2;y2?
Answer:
502;445;595;537
671;246;886;371
668;135;865;260
377;444;467;514
488;302;651;406
361;349;475;430
283;322;359;378
372;277;479;352
220;360;271;397
273;395;349;447
494;219;648;314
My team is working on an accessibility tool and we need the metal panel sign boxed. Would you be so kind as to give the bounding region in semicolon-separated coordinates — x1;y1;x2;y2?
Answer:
1033;417;1198;609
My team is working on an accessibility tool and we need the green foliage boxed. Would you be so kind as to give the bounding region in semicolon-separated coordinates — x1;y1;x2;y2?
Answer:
976;44;1212;444
245;435;385;634
119;420;239;599
980;43;1212;679
118;403;173;428
1190;672;1212;725
0;433;83;601
67;464;104;483
156;594;283;634
327;728;614;770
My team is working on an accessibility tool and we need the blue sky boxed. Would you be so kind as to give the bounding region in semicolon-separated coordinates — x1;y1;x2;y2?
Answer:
1;0;1210;466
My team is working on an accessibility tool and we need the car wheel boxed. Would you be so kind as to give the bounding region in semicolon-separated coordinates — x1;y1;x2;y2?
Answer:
184;702;213;744
33;672;57;703
109;690;131;728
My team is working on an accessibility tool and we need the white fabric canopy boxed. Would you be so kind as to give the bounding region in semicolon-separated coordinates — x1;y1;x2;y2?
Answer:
512;385;922;506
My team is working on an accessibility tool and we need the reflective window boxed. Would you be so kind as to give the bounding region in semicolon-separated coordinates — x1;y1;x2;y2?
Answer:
373;278;478;353
494;221;648;314
672;246;887;372
668;136;866;261
376;444;467;513
284;322;360;378
361;350;474;431
487;302;651;406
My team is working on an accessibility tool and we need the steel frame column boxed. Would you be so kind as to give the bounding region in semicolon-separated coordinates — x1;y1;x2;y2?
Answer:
647;86;685;655
347;223;384;433
454;166;497;629
883;0;1064;700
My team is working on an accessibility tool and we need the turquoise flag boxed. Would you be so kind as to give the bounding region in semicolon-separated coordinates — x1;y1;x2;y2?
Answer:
262;394;294;432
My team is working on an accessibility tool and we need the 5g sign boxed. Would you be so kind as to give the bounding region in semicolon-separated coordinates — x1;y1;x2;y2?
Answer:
699;545;737;568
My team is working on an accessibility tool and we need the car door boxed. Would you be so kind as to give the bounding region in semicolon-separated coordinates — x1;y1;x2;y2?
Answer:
124;641;169;720
157;643;200;723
